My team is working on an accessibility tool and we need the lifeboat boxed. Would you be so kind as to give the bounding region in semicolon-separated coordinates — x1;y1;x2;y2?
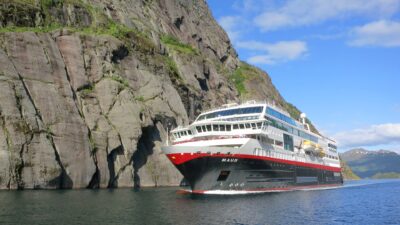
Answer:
302;140;326;157
302;140;317;152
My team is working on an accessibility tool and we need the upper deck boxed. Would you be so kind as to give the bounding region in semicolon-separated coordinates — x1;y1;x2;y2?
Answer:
170;101;337;152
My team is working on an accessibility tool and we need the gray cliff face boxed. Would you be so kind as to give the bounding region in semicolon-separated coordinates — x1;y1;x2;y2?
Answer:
0;0;299;189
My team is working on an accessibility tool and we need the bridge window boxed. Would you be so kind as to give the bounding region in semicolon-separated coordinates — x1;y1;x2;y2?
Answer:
213;124;219;131
239;124;245;129
206;125;211;132
266;107;297;126
196;106;263;121
220;124;226;131
226;125;232;131
233;124;239;130
202;125;206;132
245;123;251;129
196;126;202;133
328;143;337;149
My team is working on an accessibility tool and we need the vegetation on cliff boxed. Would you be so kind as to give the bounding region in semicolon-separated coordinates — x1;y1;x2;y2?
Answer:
341;161;361;180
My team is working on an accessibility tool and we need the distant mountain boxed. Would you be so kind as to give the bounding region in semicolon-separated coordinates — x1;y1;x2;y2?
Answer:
340;149;400;178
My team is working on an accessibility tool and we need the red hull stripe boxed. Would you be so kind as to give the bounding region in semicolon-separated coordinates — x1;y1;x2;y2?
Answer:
166;153;341;172
186;183;342;194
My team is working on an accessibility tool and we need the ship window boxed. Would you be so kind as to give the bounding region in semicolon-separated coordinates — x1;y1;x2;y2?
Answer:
251;123;256;129
245;123;251;129
266;107;297;126
213;124;219;131
275;140;283;147
239;124;245;129
283;134;294;151
188;130;192;135
206;125;212;132
328;143;337;149
196;126;202;133
220;124;226;131
257;122;262;129
217;170;230;181
202;125;207;132
196;106;263;121
233;124;239;130
226;125;232;131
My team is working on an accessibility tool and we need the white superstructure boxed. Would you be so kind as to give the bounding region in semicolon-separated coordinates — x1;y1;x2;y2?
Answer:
165;101;340;169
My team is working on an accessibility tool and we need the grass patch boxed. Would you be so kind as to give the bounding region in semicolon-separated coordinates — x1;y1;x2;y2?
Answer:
135;95;145;102
1;0;154;51
161;35;197;55
80;84;94;96
45;125;54;138
229;62;258;96
7;0;37;6
108;75;129;88
0;23;61;33
163;56;182;82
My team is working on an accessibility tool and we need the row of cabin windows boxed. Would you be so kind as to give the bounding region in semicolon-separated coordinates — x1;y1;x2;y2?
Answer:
173;130;192;139
326;155;339;160
216;116;259;122
196;106;263;121
267;117;319;143
328;143;338;149
196;122;263;133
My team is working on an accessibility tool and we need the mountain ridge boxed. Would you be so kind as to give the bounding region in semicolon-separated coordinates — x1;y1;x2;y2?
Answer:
340;148;400;179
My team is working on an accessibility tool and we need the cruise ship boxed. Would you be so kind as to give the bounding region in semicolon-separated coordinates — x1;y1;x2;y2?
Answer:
162;101;342;194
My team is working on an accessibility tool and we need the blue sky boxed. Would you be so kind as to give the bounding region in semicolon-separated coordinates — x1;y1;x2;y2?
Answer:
207;0;400;152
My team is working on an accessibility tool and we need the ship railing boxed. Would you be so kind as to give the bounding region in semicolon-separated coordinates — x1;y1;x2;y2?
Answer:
254;148;326;165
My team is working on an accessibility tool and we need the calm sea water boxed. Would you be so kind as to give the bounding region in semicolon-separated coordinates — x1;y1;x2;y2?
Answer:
0;179;399;225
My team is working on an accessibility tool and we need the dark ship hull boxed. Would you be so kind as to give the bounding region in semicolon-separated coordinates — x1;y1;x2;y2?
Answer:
167;153;343;194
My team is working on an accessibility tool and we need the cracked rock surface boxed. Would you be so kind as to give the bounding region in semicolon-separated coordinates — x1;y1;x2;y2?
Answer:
0;0;295;189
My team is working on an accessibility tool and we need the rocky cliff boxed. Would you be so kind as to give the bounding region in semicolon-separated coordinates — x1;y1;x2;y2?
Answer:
0;0;309;189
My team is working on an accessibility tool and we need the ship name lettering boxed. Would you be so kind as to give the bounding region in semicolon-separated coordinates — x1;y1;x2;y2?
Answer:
221;158;238;163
